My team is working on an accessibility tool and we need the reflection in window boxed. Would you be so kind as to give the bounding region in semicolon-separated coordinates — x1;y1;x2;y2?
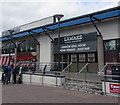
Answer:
2;49;7;54
18;38;37;52
29;39;36;51
18;41;25;52
87;53;95;62
71;54;77;62
25;40;29;52
79;54;86;62
117;39;120;50
105;40;116;51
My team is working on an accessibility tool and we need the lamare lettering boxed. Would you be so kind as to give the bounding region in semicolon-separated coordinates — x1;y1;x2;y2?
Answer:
64;35;83;42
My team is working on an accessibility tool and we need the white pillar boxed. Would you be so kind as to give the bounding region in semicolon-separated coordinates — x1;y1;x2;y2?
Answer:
14;47;17;65
50;42;54;62
97;35;105;72
36;44;40;72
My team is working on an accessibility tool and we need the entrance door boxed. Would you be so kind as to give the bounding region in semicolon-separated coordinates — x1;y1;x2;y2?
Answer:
70;53;98;73
61;54;69;70
70;54;78;72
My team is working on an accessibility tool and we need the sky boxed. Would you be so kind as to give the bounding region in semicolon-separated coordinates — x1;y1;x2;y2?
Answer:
0;0;119;36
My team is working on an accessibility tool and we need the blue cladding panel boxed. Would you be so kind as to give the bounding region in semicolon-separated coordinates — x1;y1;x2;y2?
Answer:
94;9;120;20
1;8;120;41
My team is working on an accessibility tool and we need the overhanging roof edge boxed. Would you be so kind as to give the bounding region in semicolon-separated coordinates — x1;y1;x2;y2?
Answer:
1;6;120;41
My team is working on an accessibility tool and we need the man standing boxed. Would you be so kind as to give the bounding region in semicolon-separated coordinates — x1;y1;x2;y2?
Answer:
13;65;19;84
3;65;13;85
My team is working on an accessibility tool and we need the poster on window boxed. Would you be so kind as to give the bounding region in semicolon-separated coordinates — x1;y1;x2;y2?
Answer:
109;84;120;94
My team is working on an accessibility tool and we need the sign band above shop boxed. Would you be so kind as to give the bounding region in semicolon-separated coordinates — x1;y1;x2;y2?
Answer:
54;32;97;54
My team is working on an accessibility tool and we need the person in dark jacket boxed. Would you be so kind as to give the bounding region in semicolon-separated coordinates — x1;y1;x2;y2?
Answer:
13;65;19;84
3;65;13;85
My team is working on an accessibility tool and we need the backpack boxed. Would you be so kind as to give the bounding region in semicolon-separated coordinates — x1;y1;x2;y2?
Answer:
4;68;8;74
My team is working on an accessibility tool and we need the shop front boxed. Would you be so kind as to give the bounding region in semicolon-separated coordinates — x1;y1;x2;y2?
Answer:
16;52;36;72
54;32;99;73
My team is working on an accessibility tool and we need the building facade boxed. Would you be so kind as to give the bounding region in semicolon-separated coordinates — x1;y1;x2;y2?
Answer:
0;6;120;73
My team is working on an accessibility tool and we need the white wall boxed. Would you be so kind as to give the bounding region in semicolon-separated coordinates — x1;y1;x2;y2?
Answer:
39;17;119;62
39;34;51;62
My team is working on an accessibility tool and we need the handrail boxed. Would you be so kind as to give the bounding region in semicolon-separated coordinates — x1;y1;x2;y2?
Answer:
98;63;108;75
98;62;120;76
101;74;120;77
61;62;72;73
78;63;89;74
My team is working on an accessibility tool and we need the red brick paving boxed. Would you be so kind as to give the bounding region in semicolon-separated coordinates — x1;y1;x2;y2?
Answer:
2;84;119;103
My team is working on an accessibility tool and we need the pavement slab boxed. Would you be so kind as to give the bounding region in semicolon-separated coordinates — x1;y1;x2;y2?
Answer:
2;83;119;104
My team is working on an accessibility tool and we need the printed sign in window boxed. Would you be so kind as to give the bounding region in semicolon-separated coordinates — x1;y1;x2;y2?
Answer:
110;84;120;94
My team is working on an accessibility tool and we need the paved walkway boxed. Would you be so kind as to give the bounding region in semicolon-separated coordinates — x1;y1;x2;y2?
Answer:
2;83;119;104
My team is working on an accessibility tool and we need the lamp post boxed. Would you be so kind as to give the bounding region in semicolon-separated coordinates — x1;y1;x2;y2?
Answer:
54;14;64;71
8;29;14;66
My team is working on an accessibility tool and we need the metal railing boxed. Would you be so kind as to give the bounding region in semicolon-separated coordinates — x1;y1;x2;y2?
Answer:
61;62;72;73
76;63;89;84
15;62;71;73
98;62;120;96
98;62;120;78
78;63;89;74
18;62;72;87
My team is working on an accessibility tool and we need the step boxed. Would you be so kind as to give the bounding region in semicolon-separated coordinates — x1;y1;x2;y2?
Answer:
65;81;102;88
63;78;103;95
65;86;103;95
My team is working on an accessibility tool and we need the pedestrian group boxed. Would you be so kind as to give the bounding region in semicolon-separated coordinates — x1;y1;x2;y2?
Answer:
2;65;22;85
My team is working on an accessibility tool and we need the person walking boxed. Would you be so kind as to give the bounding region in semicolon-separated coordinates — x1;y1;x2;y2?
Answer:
3;65;13;85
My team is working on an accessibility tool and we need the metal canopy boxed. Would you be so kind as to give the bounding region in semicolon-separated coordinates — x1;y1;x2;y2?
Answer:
1;6;120;41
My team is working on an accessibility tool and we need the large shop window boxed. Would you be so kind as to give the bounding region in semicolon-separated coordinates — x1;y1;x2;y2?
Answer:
117;39;120;50
2;43;14;54
2;48;7;54
104;40;116;51
18;41;25;52
18;38;37;52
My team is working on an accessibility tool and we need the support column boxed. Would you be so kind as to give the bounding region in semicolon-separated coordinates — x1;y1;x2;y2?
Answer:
50;42;54;63
97;35;104;72
14;47;17;65
36;44;40;72
50;42;54;70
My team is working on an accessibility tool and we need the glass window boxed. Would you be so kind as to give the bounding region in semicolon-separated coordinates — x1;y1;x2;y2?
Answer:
10;43;14;53
119;53;120;60
71;54;77;62
25;40;29;52
104;40;116;51
18;38;37;52
2;49;7;54
87;53;95;62
29;39;36;51
117;39;120;50
18;41;25;52
79;54;86;62
2;44;7;54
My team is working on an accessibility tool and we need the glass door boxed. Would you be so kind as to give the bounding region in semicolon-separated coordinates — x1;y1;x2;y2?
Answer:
70;54;78;72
